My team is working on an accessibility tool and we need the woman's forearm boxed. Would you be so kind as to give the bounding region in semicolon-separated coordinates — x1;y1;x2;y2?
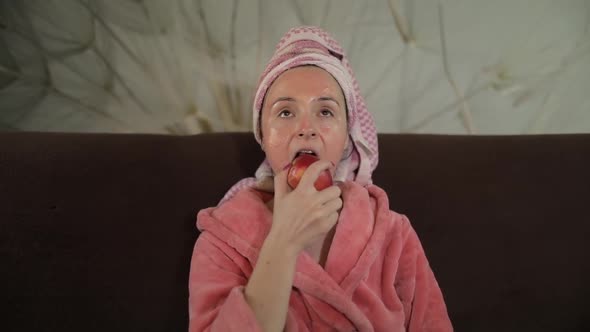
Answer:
244;232;298;332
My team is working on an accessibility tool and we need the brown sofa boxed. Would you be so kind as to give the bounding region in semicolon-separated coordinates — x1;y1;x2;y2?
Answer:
2;131;589;331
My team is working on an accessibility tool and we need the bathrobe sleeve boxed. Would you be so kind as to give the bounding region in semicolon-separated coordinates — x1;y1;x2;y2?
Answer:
188;232;262;332
396;215;454;332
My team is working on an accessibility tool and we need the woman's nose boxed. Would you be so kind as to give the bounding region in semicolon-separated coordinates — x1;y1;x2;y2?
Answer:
298;127;317;138
297;115;317;139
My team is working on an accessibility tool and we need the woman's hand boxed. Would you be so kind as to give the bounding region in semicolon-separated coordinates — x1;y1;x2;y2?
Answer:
244;160;341;332
269;160;342;256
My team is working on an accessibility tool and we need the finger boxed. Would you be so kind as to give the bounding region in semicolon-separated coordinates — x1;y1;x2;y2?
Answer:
307;197;342;224
298;159;333;191
300;212;339;241
315;185;342;205
321;197;343;215
317;212;339;233
273;167;291;199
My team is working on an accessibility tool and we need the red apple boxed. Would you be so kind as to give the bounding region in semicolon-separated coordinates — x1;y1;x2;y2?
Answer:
287;154;333;191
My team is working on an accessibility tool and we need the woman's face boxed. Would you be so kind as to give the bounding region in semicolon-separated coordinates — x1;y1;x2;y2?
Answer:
260;66;348;175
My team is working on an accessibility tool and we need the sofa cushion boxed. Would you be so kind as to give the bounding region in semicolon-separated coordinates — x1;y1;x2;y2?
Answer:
1;132;589;331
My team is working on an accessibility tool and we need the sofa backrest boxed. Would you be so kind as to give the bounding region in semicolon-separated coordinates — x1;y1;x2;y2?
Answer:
1;132;589;331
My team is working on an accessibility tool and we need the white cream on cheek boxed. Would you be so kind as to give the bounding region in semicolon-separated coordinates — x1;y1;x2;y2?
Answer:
260;66;348;171
265;125;290;149
319;122;333;134
261;118;294;172
319;108;346;135
261;103;290;148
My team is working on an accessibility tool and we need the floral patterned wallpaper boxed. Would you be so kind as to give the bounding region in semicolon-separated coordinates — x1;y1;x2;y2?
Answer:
1;0;589;134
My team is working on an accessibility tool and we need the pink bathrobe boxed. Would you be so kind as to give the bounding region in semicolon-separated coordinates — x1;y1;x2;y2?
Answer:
188;181;453;331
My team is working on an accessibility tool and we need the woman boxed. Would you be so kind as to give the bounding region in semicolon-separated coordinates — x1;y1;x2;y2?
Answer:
189;26;453;331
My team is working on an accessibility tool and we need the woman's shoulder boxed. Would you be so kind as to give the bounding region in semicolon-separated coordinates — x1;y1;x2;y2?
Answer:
200;187;270;216
339;181;406;227
360;182;415;235
196;187;273;253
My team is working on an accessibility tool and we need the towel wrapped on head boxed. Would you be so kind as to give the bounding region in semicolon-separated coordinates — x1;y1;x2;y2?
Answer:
221;26;379;205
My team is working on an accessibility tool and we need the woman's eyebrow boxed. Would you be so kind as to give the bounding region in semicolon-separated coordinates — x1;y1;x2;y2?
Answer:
271;96;341;107
272;97;295;106
316;96;340;106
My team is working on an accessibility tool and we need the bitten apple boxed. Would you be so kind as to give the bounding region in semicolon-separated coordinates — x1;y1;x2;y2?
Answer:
287;154;333;190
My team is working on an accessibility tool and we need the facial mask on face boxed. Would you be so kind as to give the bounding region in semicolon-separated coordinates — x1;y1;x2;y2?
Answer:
219;26;379;205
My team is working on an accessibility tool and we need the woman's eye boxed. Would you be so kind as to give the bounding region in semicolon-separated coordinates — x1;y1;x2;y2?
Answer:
278;110;292;117
320;109;334;117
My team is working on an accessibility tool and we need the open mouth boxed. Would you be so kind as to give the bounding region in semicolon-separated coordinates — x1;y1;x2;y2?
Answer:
294;149;318;160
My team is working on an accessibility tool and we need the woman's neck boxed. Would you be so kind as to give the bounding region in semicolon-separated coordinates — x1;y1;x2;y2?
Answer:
305;225;336;268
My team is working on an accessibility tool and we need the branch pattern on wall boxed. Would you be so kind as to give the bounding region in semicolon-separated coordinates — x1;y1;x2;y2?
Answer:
1;0;588;134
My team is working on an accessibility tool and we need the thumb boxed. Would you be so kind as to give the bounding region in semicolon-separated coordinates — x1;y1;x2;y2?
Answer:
273;165;291;199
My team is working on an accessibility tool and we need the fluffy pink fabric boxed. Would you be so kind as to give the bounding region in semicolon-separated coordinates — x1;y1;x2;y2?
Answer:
188;181;453;331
